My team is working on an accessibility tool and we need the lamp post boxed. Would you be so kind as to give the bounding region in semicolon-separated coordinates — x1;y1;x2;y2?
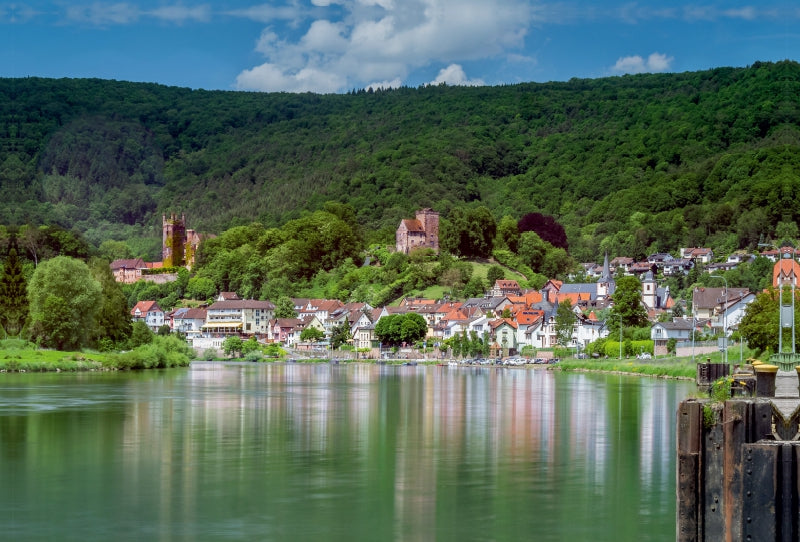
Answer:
618;313;623;360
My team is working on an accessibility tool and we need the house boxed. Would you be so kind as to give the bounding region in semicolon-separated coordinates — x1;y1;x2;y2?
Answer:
131;300;165;332
489;279;521;297
772;248;800;287
395;208;439;254
203;299;275;335
610;256;634;274
760;246;800;262
489;318;518;356
270;318;304;345
650;320;695;355
662;258;693;276
169;307;207;337
692;287;754;333
682;247;714;264
647;253;674;266
573;312;604;348
110;258;146;284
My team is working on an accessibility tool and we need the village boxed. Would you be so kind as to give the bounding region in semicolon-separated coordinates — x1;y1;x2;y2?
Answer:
109;211;796;360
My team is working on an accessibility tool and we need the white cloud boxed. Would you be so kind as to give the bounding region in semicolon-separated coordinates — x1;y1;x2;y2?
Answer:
611;52;674;74
366;78;403;90
235;0;532;93
64;2;210;25
225;4;303;23
149;5;211;24
235;62;346;93
66;3;141;25
429;64;484;86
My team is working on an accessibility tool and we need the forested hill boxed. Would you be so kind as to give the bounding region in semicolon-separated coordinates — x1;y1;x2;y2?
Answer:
1;60;798;262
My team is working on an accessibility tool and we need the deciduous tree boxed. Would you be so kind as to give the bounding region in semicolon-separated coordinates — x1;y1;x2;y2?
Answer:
27;256;102;349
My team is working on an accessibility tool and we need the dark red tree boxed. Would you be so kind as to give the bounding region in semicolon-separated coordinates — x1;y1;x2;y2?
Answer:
517;213;568;249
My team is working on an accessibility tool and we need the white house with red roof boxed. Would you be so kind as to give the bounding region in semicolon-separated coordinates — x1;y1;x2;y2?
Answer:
131;300;165;332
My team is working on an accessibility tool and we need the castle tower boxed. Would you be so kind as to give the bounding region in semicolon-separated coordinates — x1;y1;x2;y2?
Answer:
416;208;439;251
162;213;186;267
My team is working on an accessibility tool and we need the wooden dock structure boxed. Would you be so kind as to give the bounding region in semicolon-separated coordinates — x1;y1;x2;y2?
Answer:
677;369;800;541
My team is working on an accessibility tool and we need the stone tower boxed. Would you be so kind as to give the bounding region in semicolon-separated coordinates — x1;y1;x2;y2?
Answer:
162;213;186;267
416;208;439;251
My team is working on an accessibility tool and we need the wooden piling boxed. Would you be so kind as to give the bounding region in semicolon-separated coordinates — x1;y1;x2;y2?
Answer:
677;377;800;542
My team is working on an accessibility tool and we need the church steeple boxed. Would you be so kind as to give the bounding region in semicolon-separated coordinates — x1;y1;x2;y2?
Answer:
601;252;611;281
597;252;615;300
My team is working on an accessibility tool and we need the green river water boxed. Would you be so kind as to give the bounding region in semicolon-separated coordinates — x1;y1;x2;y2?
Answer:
1;362;695;541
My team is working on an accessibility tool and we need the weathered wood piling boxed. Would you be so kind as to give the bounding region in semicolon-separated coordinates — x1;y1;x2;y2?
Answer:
677;368;800;541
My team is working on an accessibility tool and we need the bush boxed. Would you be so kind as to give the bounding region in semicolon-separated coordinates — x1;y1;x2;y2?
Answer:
202;348;219;361
244;350;263;362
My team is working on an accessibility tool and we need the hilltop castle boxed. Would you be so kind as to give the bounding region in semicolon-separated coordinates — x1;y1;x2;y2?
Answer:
396;208;439;254
163;213;203;268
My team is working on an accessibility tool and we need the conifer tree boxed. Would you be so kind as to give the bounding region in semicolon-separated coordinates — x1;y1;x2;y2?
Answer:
0;235;29;337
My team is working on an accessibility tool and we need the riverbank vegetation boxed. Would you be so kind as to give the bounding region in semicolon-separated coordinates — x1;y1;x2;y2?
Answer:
0;334;194;372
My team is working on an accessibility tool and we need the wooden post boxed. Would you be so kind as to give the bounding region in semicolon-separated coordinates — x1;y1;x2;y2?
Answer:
677;400;702;542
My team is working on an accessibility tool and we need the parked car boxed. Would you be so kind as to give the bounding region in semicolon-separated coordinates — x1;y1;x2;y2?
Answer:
637;352;652;360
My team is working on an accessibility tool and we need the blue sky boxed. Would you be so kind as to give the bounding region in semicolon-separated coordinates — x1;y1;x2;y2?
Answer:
1;1;797;93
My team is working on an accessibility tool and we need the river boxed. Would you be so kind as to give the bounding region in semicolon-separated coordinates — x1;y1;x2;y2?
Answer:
1;363;695;541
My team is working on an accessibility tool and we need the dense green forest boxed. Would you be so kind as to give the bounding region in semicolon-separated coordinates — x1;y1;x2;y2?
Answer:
1;60;799;265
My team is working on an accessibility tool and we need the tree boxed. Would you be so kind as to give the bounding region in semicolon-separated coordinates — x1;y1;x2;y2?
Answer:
496;215;520;252
186;276;216;300
89;257;132;348
400;312;428;345
609;275;649;330
300;326;325;342
0;235;28;336
274;295;298;318
439;206;496;258
129;321;154;348
222;335;244;358
517;212;568;249
375;313;428;346
330;321;352;349
241;336;261;355
555;299;576;347
738;288;781;353
486;265;505;285
27;256;102;350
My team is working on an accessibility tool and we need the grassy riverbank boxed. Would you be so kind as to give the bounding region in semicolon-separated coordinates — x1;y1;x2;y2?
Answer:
553;358;697;379
0;337;194;372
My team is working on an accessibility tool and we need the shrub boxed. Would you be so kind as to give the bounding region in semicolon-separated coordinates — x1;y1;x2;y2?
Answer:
244;350;263;362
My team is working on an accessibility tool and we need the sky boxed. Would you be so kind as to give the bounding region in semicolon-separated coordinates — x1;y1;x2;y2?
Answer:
1;1;798;93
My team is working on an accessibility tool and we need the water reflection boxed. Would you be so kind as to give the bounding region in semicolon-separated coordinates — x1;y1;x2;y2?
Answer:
1;364;694;541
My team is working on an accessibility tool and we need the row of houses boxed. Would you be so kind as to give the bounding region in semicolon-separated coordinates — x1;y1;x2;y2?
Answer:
130;272;757;358
580;246;785;279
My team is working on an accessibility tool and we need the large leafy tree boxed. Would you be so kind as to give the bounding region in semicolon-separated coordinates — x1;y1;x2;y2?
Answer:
609;275;649;331
738;288;785;353
330;321;352;349
375;313;428;346
440;206;496;259
27;256;102;349
274;295;298;318
89;257;132;348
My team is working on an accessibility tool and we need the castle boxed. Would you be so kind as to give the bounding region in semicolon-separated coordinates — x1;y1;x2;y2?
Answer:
163;213;202;268
396;209;439;254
